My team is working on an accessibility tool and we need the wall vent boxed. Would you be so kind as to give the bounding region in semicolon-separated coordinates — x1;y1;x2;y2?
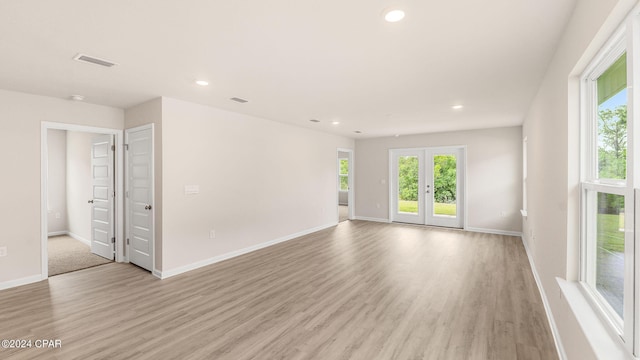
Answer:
73;53;117;67
230;97;248;103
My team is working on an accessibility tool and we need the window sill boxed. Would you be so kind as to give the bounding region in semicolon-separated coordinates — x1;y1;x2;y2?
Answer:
556;277;632;359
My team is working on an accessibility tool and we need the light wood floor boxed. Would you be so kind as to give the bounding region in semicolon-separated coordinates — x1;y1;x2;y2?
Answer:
0;221;557;360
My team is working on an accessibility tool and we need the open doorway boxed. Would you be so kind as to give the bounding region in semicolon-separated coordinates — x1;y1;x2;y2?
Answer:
46;129;115;276
42;122;124;279
337;149;354;223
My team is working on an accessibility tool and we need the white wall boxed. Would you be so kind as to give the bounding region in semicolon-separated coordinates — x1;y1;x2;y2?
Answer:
47;129;67;234
66;131;94;242
521;0;634;358
161;97;354;273
355;126;522;233
0;89;123;286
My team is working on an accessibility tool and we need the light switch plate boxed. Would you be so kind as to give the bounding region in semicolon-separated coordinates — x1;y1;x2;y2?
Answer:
0;247;7;257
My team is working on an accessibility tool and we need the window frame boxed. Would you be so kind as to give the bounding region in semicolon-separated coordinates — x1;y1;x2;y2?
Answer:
579;19;636;354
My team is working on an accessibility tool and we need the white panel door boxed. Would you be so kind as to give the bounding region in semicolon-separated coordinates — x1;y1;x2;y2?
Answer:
90;134;115;260
126;127;153;271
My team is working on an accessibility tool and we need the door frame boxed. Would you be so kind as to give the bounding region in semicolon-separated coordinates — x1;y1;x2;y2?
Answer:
337;148;355;221
388;146;467;229
40;122;124;279
124;124;156;274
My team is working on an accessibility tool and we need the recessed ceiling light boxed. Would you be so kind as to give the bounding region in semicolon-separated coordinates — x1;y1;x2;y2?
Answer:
69;95;85;101
332;121;340;125
394;134;400;137
195;80;209;86
230;97;248;103
354;130;362;134
310;119;320;123
384;9;405;22
452;104;464;110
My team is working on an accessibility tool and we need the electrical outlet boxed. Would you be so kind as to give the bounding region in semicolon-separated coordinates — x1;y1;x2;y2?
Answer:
0;247;7;257
209;230;216;239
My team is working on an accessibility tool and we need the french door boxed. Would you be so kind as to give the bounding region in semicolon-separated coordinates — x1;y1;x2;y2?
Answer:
390;147;464;228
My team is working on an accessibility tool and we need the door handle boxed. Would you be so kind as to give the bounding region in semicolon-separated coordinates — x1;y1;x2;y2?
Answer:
145;204;152;210
88;200;94;204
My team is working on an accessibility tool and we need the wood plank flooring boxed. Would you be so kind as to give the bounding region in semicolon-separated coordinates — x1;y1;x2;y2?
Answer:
0;221;557;360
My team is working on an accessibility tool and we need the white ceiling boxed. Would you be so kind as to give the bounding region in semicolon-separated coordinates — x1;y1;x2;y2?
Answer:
0;0;576;138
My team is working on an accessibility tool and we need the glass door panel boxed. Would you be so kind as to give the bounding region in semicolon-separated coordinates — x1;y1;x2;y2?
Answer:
432;154;457;217
391;150;424;224
426;148;464;228
398;155;419;214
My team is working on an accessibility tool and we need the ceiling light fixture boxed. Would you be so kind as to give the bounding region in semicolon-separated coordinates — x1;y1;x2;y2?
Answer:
384;9;405;23
452;105;464;110
332;121;340;125
354;130;362;134
73;53;117;67
230;97;248;103
195;80;209;86
69;95;85;101
310;119;320;123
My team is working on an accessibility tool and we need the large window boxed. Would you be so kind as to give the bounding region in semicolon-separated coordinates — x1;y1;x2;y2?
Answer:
580;23;635;353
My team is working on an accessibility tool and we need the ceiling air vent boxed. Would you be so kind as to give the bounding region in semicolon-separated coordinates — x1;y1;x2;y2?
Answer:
230;97;248;103
73;53;117;67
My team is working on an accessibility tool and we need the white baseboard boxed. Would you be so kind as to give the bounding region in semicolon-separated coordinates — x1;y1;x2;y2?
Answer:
67;232;91;246
354;216;390;223
152;269;162;279
46;231;91;247
158;222;338;279
521;236;566;360
0;274;44;291
47;230;68;237
465;226;523;237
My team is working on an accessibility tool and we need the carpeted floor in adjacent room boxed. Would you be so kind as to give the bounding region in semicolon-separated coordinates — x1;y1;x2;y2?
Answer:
48;235;112;276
